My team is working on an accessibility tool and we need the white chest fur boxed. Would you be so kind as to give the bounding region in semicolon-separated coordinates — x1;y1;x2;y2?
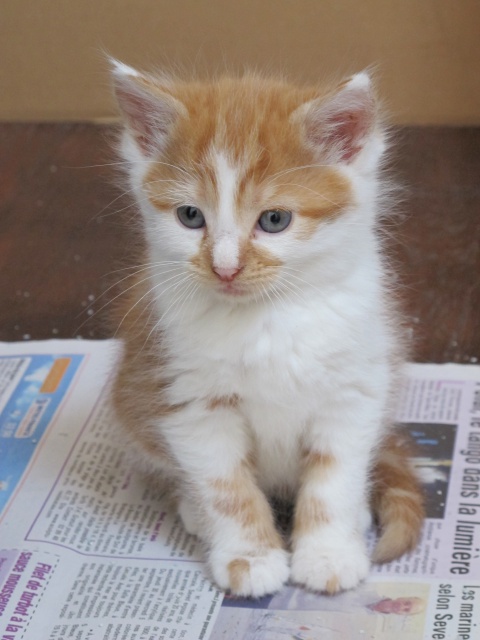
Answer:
156;270;391;494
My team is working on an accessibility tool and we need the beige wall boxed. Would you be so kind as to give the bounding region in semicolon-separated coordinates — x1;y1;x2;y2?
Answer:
1;0;479;124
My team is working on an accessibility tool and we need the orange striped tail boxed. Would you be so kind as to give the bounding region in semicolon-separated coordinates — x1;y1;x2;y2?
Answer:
371;432;425;563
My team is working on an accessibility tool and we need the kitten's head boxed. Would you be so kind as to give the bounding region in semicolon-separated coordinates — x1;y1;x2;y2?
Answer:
112;61;385;304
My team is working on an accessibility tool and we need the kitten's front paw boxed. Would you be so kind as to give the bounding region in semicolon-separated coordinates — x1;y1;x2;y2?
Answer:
291;534;369;594
210;548;290;597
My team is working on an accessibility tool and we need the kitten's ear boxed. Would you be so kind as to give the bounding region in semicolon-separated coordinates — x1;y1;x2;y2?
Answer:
294;72;377;164
110;59;186;156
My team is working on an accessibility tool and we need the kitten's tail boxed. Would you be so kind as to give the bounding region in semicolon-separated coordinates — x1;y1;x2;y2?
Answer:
371;432;425;563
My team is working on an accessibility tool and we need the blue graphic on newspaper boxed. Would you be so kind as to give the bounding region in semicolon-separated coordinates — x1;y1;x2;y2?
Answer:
0;354;83;513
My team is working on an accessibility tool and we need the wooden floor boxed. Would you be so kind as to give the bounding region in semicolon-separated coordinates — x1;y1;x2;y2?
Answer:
0;123;478;363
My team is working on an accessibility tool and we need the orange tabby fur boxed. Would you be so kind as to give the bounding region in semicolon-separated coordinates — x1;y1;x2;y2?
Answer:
110;67;424;595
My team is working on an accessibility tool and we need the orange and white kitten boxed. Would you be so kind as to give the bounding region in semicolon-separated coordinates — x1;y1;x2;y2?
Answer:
110;61;424;597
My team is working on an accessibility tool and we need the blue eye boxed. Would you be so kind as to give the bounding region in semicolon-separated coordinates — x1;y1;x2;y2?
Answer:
176;205;205;229
258;209;292;233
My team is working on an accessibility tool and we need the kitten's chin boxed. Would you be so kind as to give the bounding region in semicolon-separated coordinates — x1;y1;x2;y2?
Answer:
212;282;255;303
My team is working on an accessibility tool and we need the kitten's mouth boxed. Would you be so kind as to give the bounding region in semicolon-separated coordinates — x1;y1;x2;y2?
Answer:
219;283;246;297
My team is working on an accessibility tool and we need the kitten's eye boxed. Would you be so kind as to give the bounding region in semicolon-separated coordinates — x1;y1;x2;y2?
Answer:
258;209;292;233
176;205;205;229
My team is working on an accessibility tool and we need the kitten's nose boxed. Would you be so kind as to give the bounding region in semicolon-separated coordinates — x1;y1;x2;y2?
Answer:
213;266;242;282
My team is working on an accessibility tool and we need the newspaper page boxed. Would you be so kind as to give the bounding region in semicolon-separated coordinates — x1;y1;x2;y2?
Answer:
0;340;479;640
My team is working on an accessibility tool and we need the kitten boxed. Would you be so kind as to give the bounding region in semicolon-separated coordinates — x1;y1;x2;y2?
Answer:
110;60;424;597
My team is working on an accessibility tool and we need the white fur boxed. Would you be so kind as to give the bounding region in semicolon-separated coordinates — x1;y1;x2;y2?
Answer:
115;76;398;596
110;58;142;78
291;530;370;592
211;152;241;270
346;71;371;91
211;547;290;598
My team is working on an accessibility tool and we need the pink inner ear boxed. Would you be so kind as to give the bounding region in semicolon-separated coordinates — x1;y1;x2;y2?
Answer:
114;78;180;157
116;86;158;148
305;86;375;163
323;106;373;162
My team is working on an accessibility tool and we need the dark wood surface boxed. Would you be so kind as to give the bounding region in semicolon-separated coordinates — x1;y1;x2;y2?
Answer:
0;123;478;363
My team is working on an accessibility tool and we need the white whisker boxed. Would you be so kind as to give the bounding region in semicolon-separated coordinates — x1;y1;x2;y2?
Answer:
76;266;184;332
267;163;334;183
271;182;341;208
79;264;184;321
106;260;184;276
114;271;189;334
163;281;198;330
144;276;194;344
91;176;182;222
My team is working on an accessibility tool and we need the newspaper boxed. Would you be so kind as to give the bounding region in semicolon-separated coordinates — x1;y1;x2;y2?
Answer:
0;339;479;640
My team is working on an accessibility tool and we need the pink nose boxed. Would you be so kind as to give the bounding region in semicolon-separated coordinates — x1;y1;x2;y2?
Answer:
213;266;241;282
